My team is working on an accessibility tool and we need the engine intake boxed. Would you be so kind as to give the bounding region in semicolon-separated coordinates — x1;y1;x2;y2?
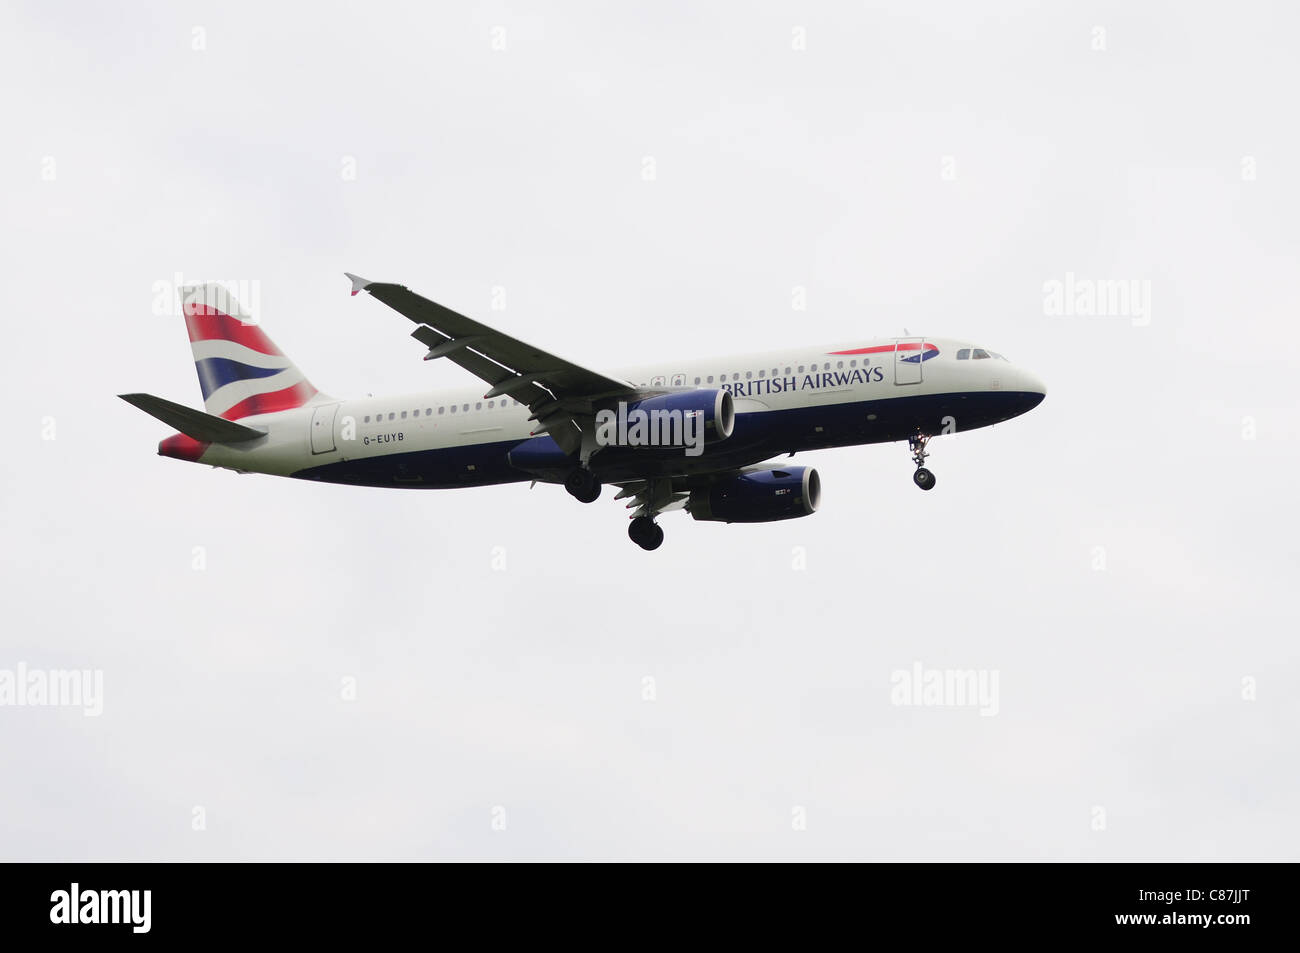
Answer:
689;466;821;523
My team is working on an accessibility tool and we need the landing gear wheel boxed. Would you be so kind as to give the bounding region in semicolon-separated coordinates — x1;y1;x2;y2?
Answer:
564;469;601;503
628;516;664;551
646;523;664;550
908;432;936;491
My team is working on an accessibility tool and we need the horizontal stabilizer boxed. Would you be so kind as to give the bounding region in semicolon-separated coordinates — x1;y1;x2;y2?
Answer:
118;393;266;443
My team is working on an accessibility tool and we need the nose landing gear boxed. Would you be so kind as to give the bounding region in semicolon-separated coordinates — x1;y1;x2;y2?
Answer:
909;433;936;491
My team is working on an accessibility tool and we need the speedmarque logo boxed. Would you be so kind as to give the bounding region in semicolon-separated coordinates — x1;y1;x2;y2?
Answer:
50;883;151;934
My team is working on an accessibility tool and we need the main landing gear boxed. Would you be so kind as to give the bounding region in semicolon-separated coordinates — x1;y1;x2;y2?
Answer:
564;468;601;503
628;516;664;551
909;433;937;491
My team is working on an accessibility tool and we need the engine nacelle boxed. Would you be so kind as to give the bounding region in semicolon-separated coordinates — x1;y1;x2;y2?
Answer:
596;389;734;449
688;466;821;523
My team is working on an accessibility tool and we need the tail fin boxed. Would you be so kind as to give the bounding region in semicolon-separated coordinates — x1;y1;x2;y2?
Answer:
180;283;325;420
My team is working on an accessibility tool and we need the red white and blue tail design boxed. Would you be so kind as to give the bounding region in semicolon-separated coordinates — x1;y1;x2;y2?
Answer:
180;284;324;420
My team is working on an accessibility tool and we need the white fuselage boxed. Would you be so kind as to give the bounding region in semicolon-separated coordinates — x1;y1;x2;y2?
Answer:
180;337;1045;486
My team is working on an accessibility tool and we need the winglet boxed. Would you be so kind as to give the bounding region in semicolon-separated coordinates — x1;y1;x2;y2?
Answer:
345;272;373;297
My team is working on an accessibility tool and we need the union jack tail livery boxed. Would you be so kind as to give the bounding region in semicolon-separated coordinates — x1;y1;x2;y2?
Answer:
181;283;325;420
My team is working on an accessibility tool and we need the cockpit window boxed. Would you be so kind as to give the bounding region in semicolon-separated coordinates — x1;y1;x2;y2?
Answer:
959;346;1011;360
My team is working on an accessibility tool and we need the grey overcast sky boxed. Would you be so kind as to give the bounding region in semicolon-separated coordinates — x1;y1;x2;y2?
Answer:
2;1;1297;860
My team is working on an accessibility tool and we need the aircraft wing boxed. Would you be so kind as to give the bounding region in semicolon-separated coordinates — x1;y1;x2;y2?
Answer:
346;273;634;456
614;478;691;520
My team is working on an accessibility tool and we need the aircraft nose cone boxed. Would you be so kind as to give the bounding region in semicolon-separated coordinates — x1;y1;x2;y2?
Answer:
1017;369;1047;411
1020;369;1047;397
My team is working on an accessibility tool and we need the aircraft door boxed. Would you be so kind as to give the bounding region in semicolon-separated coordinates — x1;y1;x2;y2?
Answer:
894;337;925;385
310;403;339;454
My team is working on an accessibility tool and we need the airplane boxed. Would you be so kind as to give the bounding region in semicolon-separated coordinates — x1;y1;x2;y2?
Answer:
120;276;1047;551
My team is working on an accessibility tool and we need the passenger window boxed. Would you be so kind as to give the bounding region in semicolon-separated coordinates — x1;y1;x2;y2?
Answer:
425;408;432;416
732;373;739;381
475;402;482;410
957;349;970;360
745;371;752;379
850;360;856;368
836;361;843;369
671;374;686;386
439;407;445;414
706;375;714;384
973;348;990;360
771;368;778;376
450;405;456;413
694;377;701;385
363;415;370;423
758;369;766;378
797;365;805;373
463;404;469;412
784;366;792;374
401;411;407;419
388;413;395;421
